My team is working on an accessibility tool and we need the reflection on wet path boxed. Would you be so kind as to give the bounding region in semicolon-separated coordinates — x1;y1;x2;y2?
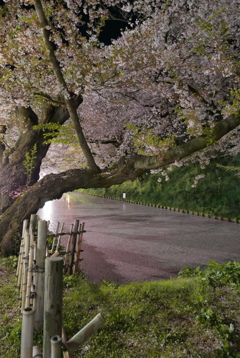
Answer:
38;192;240;284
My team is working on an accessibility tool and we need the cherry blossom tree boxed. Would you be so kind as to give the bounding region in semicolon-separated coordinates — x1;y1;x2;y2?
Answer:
0;0;239;254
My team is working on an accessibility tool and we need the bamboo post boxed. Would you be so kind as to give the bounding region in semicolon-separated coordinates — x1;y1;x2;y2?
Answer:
67;313;105;352
62;326;70;358
55;222;65;253
25;243;34;308
17;219;29;289
73;222;85;274
22;229;30;310
64;224;73;273
21;307;35;358
17;238;24;291
29;214;37;237
32;346;42;357
51;222;60;253
51;335;62;358
43;257;63;358
32;240;37;308
34;220;48;331
68;220;79;275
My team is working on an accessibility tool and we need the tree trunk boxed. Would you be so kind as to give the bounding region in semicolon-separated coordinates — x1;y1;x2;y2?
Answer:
0;95;83;214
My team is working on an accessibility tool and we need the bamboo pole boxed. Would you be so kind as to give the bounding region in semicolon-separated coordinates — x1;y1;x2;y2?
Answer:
43;257;63;358
55;222;65;253
64;224;73;273
17;219;29;289
32;240;37;308
51;222;60;253
29;214;37;237
67;313;105;352
73;222;85;274
21;307;35;358
25;243;34;308
51;335;62;358
22;229;30;310
32;346;42;357
62;326;70;358
16;236;24;281
68;220;79;275
17;238;24;290
34;220;48;330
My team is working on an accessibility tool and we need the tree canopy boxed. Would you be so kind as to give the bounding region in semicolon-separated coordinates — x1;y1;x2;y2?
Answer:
0;0;239;254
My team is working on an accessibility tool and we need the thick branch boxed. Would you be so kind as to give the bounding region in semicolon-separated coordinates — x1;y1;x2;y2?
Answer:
0;111;239;255
33;0;99;172
134;112;240;170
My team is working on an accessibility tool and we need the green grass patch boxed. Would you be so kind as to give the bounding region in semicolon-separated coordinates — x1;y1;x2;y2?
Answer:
81;154;240;220
1;259;240;357
0;257;21;358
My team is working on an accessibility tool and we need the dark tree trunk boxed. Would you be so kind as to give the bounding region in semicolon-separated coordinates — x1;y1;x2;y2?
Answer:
0;163;142;255
0;95;83;214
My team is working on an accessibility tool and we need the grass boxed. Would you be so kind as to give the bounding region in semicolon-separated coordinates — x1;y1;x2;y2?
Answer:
81;154;240;220
1;258;240;357
0;257;21;357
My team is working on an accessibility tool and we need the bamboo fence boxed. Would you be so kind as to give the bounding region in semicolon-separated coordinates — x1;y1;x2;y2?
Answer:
16;216;104;358
16;217;85;312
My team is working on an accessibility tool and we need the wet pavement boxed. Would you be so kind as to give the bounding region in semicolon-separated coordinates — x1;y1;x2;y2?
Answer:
38;192;240;284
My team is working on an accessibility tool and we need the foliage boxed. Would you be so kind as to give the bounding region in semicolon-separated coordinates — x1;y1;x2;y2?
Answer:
0;255;18;269
179;261;240;288
23;144;37;185
81;154;240;220
125;123;176;155
33;122;78;145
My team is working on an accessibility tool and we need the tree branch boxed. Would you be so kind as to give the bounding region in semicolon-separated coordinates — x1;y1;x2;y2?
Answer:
134;112;240;170
33;0;100;172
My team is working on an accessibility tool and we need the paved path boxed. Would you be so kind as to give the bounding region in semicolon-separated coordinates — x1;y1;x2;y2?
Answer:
38;192;240;284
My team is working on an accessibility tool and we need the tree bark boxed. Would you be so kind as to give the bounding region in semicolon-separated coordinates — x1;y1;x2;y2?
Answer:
0;96;83;214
